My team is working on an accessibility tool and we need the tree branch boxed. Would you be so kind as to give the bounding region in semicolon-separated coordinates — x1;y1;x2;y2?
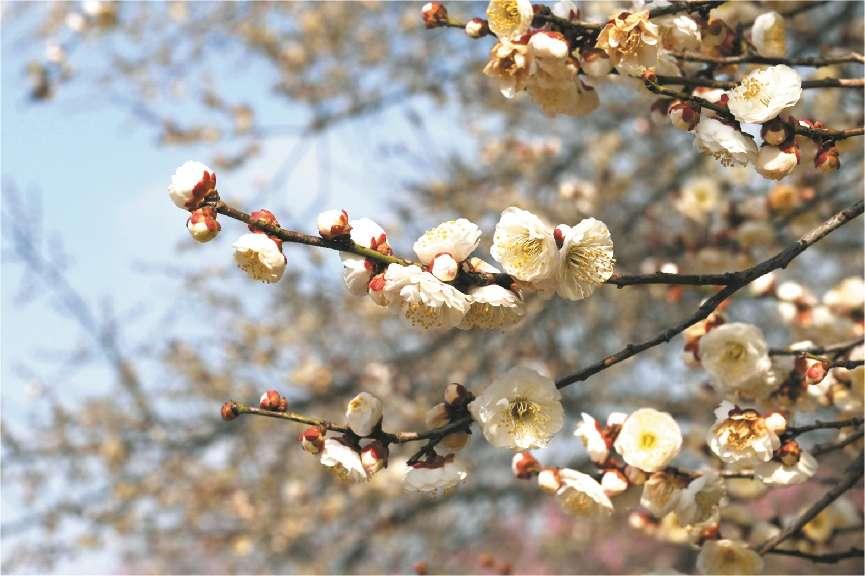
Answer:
786;417;864;437
671;51;865;66
766;547;864;564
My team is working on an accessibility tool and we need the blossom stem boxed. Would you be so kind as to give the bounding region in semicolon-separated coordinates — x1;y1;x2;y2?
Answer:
766;547;864;564
812;428;864;457
786;417;864;437
655;74;865;90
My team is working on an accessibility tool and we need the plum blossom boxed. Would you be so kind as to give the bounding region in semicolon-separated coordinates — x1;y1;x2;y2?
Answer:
340;218;391;296
412;218;482;267
320;438;368;483
168;160;216;211
675;470;724;525
553;218;615;301
755;144;799;180
696;539;764;575
380;264;470;329
727;65;802;125
694;114;758;167
345;392;383;437
707;401;779;466
698;323;774;399
233;233;286;283
541;468;614;518
613;408;682;472
751;12;786;58
485;0;533;41
596;11;660;77
574;412;609;464
404;458;468;495
491;207;559;282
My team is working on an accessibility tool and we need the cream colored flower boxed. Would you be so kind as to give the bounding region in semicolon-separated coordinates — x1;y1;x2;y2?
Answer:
412;218;482;266
340;218;389;296
696;539;764;575
755;145;798;180
613;408;683;472
320;438;368;483
530;78;600;118
694;114;758;167
727;65;802;124
233;233;286;283
675;470;724;525
707;401;779;466
526;32;600;118
641;471;685;517
554;218;615;301
486;0;533;41
345;392;383;437
675;177;721;223
756;450;817;485
381;264;470;329
403;460;468;495
751;12;786;58
596;11;660;77
657;14;701;52
823;276;865;315
168;160;216;211
469;366;564;450
574;412;609;464
483;41;533;98
459;284;525;330
491;207;559;282
556;468;614;517
698;323;773;396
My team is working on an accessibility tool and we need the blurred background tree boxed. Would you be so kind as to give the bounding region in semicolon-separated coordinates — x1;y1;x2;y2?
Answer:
1;1;862;574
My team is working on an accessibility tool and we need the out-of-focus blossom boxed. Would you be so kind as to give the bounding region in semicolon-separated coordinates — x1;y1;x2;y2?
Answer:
657;15;701;52
345;392;383;437
320;438;368;483
596;11;660;76
486;0;533;40
751;12;786;57
641;471;685;517
574;412;609;464
696;539;763;575
675;470;724;525
698;323;774;398
675;177;720;223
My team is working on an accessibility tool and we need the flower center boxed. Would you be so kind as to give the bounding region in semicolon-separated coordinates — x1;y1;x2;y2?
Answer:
740;77;771;106
567;244;615;283
712;151;735;168
639;432;657;450
724;342;746;361
507;396;548;440
488;0;523;36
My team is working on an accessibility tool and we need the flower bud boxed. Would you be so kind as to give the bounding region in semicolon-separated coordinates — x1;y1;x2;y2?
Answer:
360;440;389;476
346;392;383;437
756;143;799;181
464;17;489;39
168;161;216;211
764;412;787;434
650;98;672;126
511;451;541;479
553;224;567;249
431;253;459;282
580;48;612;77
317;209;351;239
444;382;471;407
668;99;700;131
778;439;802;467
259;389;287;412
368;272;388;306
761;117;793;146
421;2;448;29
221;401;239;421
300;426;325;454
606;411;628;427
425;402;451;429
601;468;629;496
441;431;470;452
248;208;279;231
814;143;840;173
187;206;221;243
537;467;563;493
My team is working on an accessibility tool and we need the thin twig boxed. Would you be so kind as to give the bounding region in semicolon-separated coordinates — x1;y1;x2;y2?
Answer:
766;547;864;564
786;417;864;437
671;52;865;66
812;429;864;457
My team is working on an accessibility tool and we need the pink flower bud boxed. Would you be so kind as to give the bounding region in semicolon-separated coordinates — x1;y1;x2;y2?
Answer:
511;451;541;479
668;99;700;131
249;209;279;231
464;18;489;39
259;389;287;412
317;209;351;239
187;206;221;243
553;225;567;249
360;440;389;476
431;253;459;282
221;401;239;421
168;161;217;211
761;117;793;146
300;426;325;454
421;2;448;29
814;143;840;173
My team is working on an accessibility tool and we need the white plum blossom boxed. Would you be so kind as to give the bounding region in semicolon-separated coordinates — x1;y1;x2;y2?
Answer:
485;0;533;41
755;444;818;485
707;401;779;466
380;264;470;329
601;469;629;496
554;468;614;518
551;1;577;21
233;233;286;283
658;14;701;52
345;392;383;437
317;209;350;239
412;218;482;266
675;470;724;526
694;114;759;167
168;160;216;211
751;12;786;58
574;412;609;464
698;323;774;398
554;218;615;301
491;207;559;282
755;144;799;180
580;48;612;77
697;539;764;575
404;459;468;495
727;65;802;125
613;408;683;472
824;276;865;315
640;471;685;517
319;438;369;483
596;11;660;77
340;218;390;296
483;41;533;99
675;177;721;224
469;366;564;450
459;283;525;330
527;32;600;118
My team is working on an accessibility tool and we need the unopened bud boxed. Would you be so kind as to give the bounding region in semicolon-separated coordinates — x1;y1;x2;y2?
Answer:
668;99;700;131
168;160;217;211
421;2;448;29
370;233;393;256
580;48;612;77
360;440;389;476
441;431;470;452
187;206;221;243
537;467;562;493
764;412;787;434
259;389;287;412
249;208;279;231
814;143;840;173
221;401;239;421
444;382;471;407
464;17;489;38
756;143;799;181
606;412;628;427
346;392;384;437
601;468;629;496
511;451;541;479
425;402;451;429
317;209;351;239
300;426;325;454
778;439;802;467
431;253;459;282
805;360;827;383
553;225;567;249
761;117;793;146
697;523;720;545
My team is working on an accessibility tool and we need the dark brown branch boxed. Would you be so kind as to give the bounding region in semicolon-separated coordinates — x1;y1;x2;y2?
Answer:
767;547;864;564
769;339;864;357
555;200;865;389
671;52;865;66
786;417;864;437
813;429;864;457
655;75;865;90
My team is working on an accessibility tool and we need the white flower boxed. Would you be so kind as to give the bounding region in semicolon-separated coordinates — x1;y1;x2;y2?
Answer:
751;12;786;58
555;468;614;517
187;206;220;242
755;145;798;181
708;401;779;466
464;18;487;39
580;48;612;77
755;447;818;485
613;408;683;472
340;218;389;296
491;207;559;282
824;276;865;315
483;41;533;99
727;65;802;124
168;160;216;211
469;366;564;450
404;459;468;495
601;469;629;496
459;284;525;330
675;471;724;525
232;233;286;283
574;412;609;464
319;438;368;483
696;539;764;575
381;264;470;329
694;114;758;167
554;219;615;301
345;392;383;437
530;79;600;118
675;177;721;223
525;32;600;118
317;209;350;239
658;15;701;52
430;253;459;282
698;323;773;396
596;10;660;77
412;218;482;266
641;471;685;517
486;0;533;40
